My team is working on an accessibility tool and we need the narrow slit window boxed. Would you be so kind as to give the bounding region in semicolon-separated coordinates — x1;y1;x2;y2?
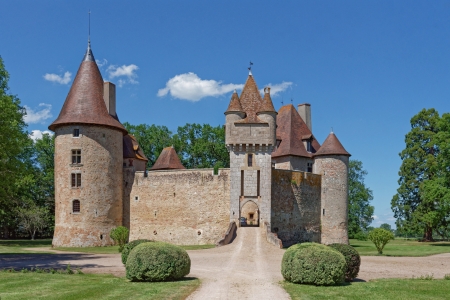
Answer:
257;170;260;197
72;150;81;164
241;170;244;196
73;129;80;137
323;209;325;216
248;154;253;167
71;173;81;188
72;200;80;213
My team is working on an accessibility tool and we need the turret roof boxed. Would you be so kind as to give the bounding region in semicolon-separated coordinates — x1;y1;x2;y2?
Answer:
48;43;127;134
314;132;350;157
272;104;320;158
123;134;148;161
235;74;265;123
225;90;243;113
258;88;276;113
151;146;185;170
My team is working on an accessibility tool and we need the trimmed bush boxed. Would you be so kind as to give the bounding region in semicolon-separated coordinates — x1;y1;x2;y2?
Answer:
126;242;190;282
110;226;129;252
368;228;394;254
121;239;152;265
328;243;361;282
282;242;346;286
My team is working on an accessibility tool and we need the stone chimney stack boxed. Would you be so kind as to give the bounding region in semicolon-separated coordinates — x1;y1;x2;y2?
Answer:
103;82;116;118
297;103;312;132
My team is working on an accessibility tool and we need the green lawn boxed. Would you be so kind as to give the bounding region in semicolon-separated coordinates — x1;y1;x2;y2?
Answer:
0;272;199;300
283;278;450;300
55;244;215;254
350;239;450;256
0;239;53;254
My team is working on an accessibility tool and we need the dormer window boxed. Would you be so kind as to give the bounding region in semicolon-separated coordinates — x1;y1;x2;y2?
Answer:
306;140;312;152
73;129;80;137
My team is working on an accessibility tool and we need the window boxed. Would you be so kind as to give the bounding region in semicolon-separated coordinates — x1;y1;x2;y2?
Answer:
73;129;80;137
72;200;80;213
241;170;244;196
257;170;260;197
72;150;81;164
306;140;312;152
248;154;253;167
71;173;81;188
323;208;325;216
307;162;313;173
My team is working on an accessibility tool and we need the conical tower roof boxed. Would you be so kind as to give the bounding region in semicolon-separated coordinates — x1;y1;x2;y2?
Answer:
123;134;148;161
151;146;185;170
48;42;127;134
236;74;265;123
258;87;276;113
272;104;320;158
314;132;350;157
224;90;243;113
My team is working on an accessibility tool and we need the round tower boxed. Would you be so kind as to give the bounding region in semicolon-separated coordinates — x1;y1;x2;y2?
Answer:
49;41;127;247
313;132;350;245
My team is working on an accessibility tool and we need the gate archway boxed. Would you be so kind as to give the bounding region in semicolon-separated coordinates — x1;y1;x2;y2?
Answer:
240;200;259;227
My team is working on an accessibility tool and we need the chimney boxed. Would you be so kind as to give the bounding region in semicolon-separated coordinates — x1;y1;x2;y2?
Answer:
103;82;116;118
297;103;312;132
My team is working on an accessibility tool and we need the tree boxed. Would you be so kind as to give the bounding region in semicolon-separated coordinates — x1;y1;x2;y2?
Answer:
123;122;173;168
348;159;374;238
0;56;31;238
379;223;393;232
173;123;229;169
368;228;394;254
16;204;49;240
391;108;450;241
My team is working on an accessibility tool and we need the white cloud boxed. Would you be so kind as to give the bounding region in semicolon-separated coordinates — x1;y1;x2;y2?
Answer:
260;82;293;96
157;72;244;102
43;71;72;85
107;64;139;87
96;59;108;68
24;103;52;124
29;130;53;141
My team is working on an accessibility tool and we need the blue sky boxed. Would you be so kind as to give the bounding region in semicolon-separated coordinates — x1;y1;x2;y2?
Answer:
2;1;450;229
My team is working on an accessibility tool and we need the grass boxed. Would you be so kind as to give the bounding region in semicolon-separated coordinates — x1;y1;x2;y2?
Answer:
282;278;450;300
0;272;199;300
350;238;450;256
0;239;53;254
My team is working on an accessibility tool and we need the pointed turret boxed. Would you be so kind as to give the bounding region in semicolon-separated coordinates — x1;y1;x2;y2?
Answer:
225;90;244;114
151;146;185;170
236;74;264;123
258;87;276;113
48;43;127;134
314;132;350;157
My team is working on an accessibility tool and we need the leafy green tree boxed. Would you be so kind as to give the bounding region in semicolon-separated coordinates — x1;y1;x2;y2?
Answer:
173;123;229;169
123;122;173;168
391;108;449;241
379;223;393;232
0;56;31;238
16;204;50;240
348;159;374;238
368;228;394;254
110;226;129;252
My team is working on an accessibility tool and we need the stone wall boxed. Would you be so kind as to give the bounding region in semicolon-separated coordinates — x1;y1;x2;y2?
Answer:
271;169;321;247
53;125;123;247
272;155;313;172
127;169;230;245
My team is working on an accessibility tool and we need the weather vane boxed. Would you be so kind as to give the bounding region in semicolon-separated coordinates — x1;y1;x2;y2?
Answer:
290;98;293;104
248;61;253;71
281;97;284;105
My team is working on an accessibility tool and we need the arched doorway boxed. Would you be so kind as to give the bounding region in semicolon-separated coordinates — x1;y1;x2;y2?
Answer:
240;200;259;227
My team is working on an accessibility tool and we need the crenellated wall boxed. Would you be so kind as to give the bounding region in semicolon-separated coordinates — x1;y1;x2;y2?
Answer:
271;169;321;247
127;169;230;245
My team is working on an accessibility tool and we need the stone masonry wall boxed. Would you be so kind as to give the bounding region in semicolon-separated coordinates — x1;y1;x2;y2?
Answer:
271;169;321;247
53;125;123;247
127;169;230;245
273;155;313;172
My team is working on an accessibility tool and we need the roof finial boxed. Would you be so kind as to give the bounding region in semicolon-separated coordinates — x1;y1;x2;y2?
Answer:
331;127;334;133
83;10;95;62
233;89;237;94
88;10;91;47
248;61;253;75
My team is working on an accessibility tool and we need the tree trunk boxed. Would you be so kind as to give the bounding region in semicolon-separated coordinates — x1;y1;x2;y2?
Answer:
423;226;434;242
31;230;35;241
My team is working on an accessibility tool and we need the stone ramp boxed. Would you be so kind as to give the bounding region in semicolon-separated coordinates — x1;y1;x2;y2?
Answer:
186;227;289;300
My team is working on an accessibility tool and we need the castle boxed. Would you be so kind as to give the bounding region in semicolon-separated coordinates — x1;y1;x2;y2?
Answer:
49;42;350;248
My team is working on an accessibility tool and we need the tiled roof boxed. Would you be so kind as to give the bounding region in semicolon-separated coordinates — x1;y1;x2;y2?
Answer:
272;104;321;158
225;90;243;113
123;134;148;161
48;44;127;134
314;132;350;157
151;146;185;170
235;75;265;123
257;87;276;113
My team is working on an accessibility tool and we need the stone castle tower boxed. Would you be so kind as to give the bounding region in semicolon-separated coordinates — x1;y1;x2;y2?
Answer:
49;42;127;247
225;73;277;227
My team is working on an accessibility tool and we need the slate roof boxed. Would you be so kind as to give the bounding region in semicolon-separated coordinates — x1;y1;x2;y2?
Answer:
151;146;185;170
123;134;148;161
48;43;127;134
314;132;350;157
272;104;321;158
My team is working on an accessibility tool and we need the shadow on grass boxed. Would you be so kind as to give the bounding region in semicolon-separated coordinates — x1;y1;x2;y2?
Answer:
429;243;450;247
0;239;52;247
129;277;199;283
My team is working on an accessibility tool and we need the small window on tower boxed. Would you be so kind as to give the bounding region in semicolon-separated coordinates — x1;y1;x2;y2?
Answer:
248;154;253;167
72;200;80;213
72;150;81;164
306;140;312;152
71;173;81;188
73;129;80;137
307;162;313;173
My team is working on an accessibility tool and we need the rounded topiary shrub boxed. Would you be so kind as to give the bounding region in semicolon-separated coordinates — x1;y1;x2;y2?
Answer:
282;242;346;286
121;239;153;265
126;242;190;282
328;243;361;282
